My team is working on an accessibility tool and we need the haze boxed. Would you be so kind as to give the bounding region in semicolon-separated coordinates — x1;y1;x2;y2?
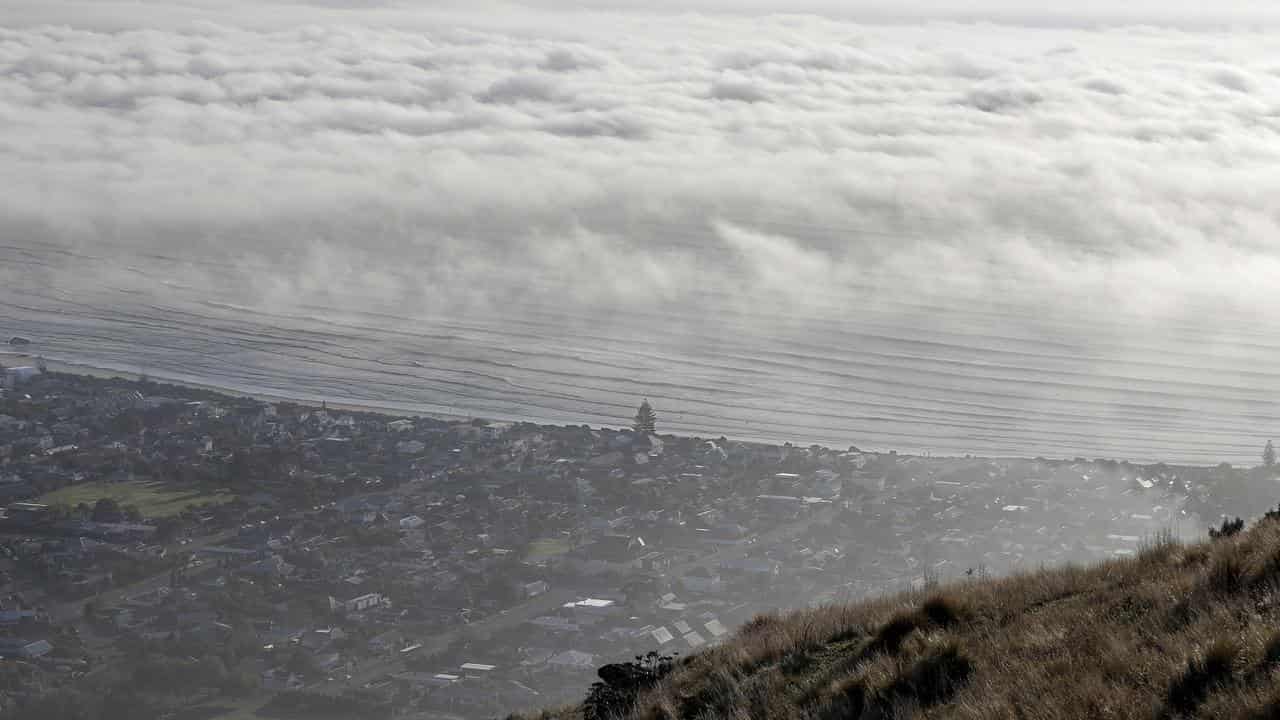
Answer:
5;0;1280;462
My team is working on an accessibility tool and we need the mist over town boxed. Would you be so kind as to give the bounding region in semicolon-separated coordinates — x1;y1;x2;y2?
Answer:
6;1;1280;719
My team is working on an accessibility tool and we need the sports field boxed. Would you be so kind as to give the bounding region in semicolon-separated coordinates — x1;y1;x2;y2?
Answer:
38;481;235;518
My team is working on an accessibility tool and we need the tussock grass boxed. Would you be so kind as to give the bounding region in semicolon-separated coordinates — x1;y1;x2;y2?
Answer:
1262;632;1280;667
1164;639;1241;716
883;641;974;709
1205;548;1250;596
871;612;920;654
919;594;968;629
523;517;1280;720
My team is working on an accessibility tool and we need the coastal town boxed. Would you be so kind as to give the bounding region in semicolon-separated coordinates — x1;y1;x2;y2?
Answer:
0;362;1268;720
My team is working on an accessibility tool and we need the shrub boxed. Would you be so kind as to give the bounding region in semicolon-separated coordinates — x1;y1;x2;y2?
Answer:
1262;632;1280;667
1206;552;1249;596
584;652;675;720
1248;688;1280;720
871;613;919;654
1163;598;1196;632
1210;517;1245;540
882;642;975;709
920;594;966;629
1166;639;1239;715
677;664;744;719
820;677;866;720
780;650;817;676
1256;550;1280;587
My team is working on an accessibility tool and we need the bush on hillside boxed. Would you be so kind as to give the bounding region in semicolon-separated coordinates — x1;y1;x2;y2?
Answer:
920;594;967;629
1210;517;1245;540
871;613;919;655
882;642;975;709
583;651;675;720
1263;632;1280;667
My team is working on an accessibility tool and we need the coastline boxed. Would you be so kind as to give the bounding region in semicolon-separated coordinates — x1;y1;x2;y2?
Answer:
0;351;483;425
0;350;1226;470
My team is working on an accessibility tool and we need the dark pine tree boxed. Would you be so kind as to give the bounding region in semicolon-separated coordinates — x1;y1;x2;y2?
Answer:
633;399;656;435
1265;440;1277;468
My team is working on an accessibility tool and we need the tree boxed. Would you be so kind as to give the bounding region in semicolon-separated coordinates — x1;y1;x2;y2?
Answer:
91;498;122;522
287;648;321;679
1210;516;1245;540
633;399;656;435
584;652;675;720
154;517;183;543
1265;440;1276;468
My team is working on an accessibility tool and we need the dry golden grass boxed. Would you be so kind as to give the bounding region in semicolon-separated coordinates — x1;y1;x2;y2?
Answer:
519;518;1280;720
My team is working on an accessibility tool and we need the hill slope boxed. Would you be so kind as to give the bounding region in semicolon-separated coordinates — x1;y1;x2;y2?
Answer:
521;517;1280;720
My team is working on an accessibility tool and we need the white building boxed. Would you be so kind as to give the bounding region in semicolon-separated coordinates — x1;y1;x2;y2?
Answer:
387;419;415;432
330;591;385;614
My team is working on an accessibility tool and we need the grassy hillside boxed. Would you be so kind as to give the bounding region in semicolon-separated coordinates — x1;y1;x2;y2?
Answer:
521;515;1280;720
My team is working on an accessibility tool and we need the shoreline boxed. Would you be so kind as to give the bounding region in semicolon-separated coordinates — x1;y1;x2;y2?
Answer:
1;351;1227;470
1;352;483;425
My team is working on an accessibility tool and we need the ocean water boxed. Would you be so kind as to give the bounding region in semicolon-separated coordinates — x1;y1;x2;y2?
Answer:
6;15;1280;466
4;232;1278;466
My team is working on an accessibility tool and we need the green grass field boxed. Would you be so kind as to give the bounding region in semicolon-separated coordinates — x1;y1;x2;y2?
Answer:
167;694;273;720
525;537;573;562
38;480;235;518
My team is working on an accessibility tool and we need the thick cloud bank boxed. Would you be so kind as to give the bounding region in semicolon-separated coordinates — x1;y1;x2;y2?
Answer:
5;2;1280;462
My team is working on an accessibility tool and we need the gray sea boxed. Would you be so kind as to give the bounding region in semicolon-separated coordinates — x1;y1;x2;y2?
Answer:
3;232;1277;466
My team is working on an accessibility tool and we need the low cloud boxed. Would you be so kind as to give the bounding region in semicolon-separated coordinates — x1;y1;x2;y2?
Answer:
708;78;769;103
959;86;1043;113
539;48;602;72
5;1;1280;459
1208;66;1256;93
480;74;564;103
1082;77;1126;95
4;11;1280;318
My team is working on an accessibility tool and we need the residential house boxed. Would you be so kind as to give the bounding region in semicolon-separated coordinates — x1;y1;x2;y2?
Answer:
261;668;305;691
329;591;385;614
680;567;723;594
546;650;596;672
368;630;404;655
0;638;51;659
300;627;347;651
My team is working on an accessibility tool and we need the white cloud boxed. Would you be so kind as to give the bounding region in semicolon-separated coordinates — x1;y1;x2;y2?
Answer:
6;1;1280;460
